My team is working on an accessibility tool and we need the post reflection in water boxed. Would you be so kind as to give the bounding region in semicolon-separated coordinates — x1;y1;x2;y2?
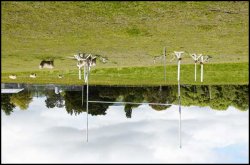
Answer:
178;80;182;149
81;84;88;143
86;74;89;142
77;83;248;148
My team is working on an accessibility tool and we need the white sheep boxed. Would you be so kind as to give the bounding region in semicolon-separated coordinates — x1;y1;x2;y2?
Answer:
9;75;17;79
30;73;37;78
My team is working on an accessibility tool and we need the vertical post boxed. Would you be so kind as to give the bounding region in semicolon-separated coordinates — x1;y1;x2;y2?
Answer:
164;47;166;83
174;51;183;149
174;51;183;97
178;64;181;149
84;65;86;82
79;68;81;80
86;66;89;142
82;85;84;106
36;86;38;98
194;62;197;81
178;54;181;148
177;59;181;83
209;85;212;100
201;56;203;82
191;54;202;82
178;90;181;149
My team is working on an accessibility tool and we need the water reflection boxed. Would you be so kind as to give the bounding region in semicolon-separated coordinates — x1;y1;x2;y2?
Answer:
1;84;248;117
1;83;248;163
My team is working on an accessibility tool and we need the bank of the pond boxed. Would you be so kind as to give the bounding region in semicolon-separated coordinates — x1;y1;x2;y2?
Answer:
1;62;248;86
2;2;249;74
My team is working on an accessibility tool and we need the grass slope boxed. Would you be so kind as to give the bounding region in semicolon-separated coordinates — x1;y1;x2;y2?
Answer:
1;1;249;85
1;62;248;86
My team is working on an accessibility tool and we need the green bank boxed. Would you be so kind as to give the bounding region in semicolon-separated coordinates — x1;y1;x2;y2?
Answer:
1;62;248;85
1;1;249;85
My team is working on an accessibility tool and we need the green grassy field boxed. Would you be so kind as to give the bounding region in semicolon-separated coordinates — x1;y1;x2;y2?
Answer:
1;1;249;85
1;62;248;86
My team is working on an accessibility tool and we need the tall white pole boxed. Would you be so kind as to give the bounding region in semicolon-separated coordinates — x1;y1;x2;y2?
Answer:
84;65;86;82
209;85;212;100
201;64;203;82
178;60;181;149
178;55;182;148
79;68;81;80
164;47;166;83
201;56;203;82
177;59;181;82
195;62;197;81
174;51;183;148
82;85;84;106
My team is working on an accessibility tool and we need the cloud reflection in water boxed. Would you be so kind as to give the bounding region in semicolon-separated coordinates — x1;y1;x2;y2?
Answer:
1;97;249;163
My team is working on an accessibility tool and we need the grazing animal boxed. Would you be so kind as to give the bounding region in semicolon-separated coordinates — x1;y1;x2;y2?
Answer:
58;74;63;79
9;74;17;79
30;73;36;78
39;60;54;69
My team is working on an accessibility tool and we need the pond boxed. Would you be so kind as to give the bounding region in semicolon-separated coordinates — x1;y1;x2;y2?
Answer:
1;83;249;163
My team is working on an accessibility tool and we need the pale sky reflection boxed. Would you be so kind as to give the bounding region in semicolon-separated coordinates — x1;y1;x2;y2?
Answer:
1;97;249;163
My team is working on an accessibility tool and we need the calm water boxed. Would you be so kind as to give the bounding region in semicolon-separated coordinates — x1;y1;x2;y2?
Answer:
1;83;249;163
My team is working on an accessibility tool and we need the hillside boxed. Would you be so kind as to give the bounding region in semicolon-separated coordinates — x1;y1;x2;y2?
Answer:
1;1;249;85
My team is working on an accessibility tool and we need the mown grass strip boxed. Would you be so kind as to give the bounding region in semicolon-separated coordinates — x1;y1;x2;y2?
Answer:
2;62;248;86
